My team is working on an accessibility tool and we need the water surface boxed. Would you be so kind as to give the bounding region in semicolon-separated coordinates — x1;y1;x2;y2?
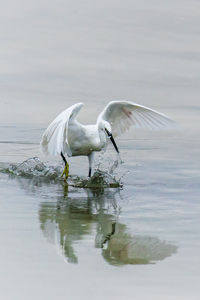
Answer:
0;1;200;299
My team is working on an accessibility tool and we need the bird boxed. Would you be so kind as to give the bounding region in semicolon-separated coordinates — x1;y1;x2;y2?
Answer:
40;101;176;179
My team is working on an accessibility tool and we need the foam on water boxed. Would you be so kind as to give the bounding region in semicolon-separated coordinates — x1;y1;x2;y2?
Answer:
0;157;123;188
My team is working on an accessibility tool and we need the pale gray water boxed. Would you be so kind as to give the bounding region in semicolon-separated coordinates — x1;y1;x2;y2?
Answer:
0;1;200;299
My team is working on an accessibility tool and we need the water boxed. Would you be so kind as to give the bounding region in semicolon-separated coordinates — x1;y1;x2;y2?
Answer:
1;157;123;188
0;1;200;299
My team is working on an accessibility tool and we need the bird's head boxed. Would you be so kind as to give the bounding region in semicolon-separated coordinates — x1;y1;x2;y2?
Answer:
98;120;119;154
99;120;112;134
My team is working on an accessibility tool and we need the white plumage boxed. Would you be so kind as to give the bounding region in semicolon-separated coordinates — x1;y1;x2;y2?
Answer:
40;100;176;177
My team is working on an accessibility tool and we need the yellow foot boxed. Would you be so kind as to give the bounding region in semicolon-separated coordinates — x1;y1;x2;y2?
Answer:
61;163;69;180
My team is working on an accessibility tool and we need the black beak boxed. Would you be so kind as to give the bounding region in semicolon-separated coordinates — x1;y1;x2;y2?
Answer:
105;128;119;154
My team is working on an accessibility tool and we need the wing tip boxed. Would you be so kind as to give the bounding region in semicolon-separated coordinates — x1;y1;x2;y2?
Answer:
74;102;84;109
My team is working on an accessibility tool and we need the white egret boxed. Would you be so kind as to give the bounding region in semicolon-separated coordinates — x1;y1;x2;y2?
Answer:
40;101;176;179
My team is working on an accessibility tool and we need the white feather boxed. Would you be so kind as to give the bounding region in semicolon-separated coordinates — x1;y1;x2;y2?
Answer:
40;103;83;156
97;100;176;137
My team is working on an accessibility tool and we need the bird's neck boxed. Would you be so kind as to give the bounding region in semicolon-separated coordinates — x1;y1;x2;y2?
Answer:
97;122;107;147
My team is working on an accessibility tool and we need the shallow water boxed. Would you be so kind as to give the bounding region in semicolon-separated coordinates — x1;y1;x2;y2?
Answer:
1;1;200;299
0;128;199;300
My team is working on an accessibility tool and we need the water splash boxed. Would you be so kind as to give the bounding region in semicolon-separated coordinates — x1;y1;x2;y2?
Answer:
1;157;123;188
3;157;62;180
72;170;122;188
94;149;124;176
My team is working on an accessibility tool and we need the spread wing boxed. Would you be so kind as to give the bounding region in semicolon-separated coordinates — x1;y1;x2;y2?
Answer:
97;101;176;137
40;103;83;156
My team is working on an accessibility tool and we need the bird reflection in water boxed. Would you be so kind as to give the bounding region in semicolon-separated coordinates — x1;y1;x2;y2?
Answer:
39;185;177;266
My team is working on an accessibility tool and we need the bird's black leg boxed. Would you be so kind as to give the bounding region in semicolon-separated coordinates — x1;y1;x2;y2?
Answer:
88;152;94;178
61;152;69;180
88;167;92;178
61;152;67;164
